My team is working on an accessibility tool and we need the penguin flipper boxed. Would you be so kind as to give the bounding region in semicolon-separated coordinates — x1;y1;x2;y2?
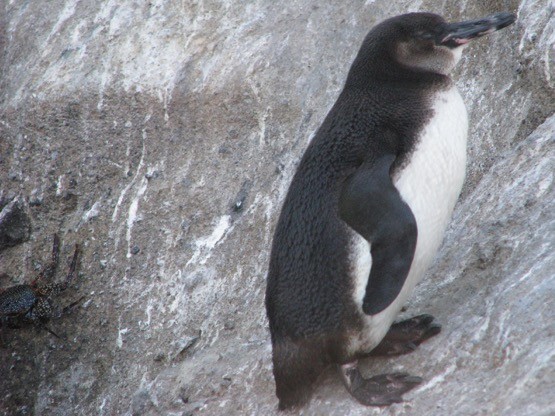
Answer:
339;154;417;316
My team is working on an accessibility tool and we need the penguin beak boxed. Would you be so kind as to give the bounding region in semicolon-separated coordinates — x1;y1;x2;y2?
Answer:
439;12;516;47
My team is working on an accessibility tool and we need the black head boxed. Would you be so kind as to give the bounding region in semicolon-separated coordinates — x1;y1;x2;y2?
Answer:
347;12;516;84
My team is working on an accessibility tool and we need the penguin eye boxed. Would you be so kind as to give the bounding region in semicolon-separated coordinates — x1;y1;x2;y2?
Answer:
415;31;434;40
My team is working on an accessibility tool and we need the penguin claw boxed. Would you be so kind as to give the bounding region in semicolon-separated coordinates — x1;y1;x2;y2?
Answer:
365;314;441;357
415;314;435;326
393;313;435;329
423;322;442;340
341;367;422;406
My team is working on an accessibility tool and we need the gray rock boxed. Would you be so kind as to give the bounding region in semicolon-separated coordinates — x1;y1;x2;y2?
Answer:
0;1;553;415
130;388;155;416
0;197;32;251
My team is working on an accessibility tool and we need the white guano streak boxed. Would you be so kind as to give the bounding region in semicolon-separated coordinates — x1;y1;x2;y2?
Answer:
186;215;232;267
126;176;148;258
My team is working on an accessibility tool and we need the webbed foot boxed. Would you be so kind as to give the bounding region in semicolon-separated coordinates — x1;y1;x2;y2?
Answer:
340;363;422;406
368;314;441;356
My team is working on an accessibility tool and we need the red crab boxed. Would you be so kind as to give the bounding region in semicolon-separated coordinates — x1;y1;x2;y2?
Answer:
0;234;81;339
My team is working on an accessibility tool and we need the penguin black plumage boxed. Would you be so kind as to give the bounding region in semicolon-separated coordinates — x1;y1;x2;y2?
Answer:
265;12;515;410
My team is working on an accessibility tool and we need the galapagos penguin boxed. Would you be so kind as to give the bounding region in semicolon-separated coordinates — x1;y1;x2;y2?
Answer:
265;11;516;410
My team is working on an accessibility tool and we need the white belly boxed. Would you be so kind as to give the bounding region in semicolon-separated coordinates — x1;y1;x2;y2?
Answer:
348;87;468;354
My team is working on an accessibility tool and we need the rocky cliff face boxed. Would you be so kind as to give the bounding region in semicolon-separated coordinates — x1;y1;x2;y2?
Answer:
0;1;553;415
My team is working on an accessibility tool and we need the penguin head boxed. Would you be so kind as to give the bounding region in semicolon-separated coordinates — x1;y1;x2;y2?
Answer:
396;12;515;74
349;12;515;82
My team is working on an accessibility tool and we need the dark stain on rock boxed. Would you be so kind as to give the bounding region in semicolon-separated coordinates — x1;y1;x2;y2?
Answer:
0;197;32;251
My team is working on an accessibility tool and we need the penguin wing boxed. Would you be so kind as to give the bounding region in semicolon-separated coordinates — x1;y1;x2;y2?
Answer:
339;154;417;315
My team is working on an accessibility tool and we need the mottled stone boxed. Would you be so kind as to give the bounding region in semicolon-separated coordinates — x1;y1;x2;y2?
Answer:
0;197;32;251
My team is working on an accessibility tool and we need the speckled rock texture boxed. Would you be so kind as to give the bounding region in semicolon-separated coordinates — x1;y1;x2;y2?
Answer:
0;1;553;415
0;196;32;250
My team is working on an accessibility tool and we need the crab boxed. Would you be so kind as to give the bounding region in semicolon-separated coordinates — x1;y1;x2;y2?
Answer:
0;234;81;339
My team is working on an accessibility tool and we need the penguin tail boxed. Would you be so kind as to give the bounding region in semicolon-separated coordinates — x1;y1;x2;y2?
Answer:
271;336;328;410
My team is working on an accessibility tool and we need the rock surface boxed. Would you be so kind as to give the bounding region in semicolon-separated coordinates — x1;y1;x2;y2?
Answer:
0;1;553;415
0;196;32;250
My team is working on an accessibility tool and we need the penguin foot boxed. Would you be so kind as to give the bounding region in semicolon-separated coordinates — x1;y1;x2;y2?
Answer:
340;363;422;406
368;314;441;356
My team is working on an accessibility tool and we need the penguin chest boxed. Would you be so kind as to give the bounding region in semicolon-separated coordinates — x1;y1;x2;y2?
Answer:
348;87;468;354
394;86;468;281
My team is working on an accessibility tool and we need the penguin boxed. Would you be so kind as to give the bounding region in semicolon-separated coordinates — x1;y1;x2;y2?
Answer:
265;12;515;410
